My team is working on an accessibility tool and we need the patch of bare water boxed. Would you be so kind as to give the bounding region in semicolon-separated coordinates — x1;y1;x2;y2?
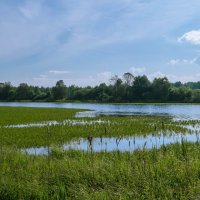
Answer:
23;131;200;155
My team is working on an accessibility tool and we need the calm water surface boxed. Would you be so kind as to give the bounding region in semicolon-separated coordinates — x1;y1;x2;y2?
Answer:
0;102;200;120
24;132;200;155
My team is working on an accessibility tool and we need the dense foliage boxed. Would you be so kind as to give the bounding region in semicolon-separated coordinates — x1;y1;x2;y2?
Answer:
1;73;200;102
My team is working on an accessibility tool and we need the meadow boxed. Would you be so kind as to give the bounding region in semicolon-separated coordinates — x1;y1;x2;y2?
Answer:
0;106;200;199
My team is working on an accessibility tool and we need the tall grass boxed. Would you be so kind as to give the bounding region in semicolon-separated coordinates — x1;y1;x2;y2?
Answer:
0;142;199;199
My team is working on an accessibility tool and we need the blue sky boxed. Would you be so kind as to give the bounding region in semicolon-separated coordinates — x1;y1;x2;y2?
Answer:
1;0;200;86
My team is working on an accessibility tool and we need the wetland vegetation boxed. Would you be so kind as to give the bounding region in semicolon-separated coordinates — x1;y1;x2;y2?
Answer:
0;106;200;199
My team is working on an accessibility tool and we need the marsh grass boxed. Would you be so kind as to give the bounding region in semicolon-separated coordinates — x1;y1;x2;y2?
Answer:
0;106;200;199
0;114;193;148
0;142;199;199
0;106;85;125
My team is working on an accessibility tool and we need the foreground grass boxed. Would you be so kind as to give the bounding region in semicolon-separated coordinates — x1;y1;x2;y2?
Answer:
0;142;199;199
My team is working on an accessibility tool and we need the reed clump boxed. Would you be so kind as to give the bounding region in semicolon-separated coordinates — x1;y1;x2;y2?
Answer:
0;142;199;199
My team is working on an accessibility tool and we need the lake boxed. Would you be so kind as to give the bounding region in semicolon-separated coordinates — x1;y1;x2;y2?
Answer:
0;102;200;120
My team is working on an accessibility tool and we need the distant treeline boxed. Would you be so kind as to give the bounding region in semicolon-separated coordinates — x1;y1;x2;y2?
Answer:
1;73;200;103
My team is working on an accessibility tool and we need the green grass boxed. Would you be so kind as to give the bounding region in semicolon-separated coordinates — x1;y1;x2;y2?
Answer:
0;142;199;199
0;106;199;199
0;115;191;148
0;106;85;125
0;106;196;148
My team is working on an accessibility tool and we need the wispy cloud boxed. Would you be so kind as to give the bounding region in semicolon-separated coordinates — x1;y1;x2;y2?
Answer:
49;70;71;75
97;72;112;81
33;71;112;87
19;1;43;19
2;0;200;86
129;67;146;75
2;0;200;61
147;71;200;83
147;71;168;80
167;58;198;65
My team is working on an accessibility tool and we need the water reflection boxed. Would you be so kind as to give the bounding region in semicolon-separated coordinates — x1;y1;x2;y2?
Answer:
75;111;170;118
24;132;200;155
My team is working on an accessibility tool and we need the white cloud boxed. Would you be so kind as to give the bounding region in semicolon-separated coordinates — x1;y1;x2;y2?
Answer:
85;71;112;86
39;74;47;79
148;71;167;80
178;30;200;45
97;72;112;81
167;58;197;65
168;59;180;65
129;67;146;75
33;71;112;87
2;0;200;61
20;68;200;87
147;71;200;83
32;70;72;86
49;70;71;75
2;0;200;86
172;74;200;83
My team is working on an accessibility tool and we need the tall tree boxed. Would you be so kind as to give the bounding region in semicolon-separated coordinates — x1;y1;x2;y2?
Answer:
52;80;67;100
16;83;34;100
0;82;14;100
132;75;151;100
123;72;134;86
152;77;171;101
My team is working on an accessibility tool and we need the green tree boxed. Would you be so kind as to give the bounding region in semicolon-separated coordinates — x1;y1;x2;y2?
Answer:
123;72;134;86
152;77;171;101
0;82;15;100
132;75;151;101
173;81;182;88
52;80;67;100
110;75;124;101
191;89;200;103
16;83;34;100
